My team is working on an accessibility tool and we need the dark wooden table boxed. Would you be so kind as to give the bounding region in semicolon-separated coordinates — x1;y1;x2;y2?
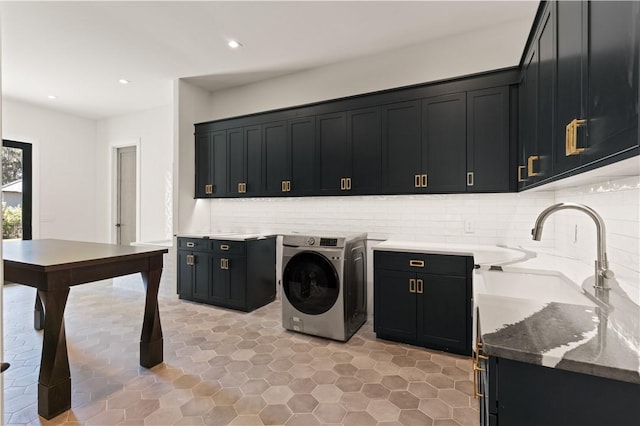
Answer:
3;239;169;419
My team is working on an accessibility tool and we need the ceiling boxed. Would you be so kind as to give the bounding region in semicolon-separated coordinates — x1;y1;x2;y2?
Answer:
0;1;539;120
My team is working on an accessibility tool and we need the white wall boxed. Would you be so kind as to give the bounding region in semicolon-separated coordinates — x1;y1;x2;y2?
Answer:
2;99;98;241
95;105;173;243
207;18;530;120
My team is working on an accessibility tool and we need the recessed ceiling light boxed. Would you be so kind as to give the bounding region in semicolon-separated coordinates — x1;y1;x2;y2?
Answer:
227;40;242;49
47;95;57;100
118;79;130;84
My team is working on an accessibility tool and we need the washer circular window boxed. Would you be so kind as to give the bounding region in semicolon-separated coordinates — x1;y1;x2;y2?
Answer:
283;251;339;315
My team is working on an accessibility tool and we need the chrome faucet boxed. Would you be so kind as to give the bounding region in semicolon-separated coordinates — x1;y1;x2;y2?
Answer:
532;202;613;289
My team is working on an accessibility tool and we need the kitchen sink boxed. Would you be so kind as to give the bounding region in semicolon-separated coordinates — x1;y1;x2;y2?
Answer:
478;269;596;306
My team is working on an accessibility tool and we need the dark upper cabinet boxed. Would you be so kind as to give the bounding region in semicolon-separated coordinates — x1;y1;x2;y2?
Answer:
317;112;347;195
381;100;422;194
195;132;213;198
212;130;227;197
583;1;639;163
318;108;382;195
263;121;289;196
422;93;467;193
227;127;244;195
348;107;382;195
554;0;585;175
467;87;511;192
245;125;263;196
519;4;554;188
289;116;316;196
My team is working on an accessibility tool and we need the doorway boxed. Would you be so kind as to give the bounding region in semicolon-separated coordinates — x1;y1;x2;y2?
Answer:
116;146;137;245
1;140;32;241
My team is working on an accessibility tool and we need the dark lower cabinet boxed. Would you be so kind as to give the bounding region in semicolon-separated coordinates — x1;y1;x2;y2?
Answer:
177;236;276;312
479;357;640;426
374;250;473;355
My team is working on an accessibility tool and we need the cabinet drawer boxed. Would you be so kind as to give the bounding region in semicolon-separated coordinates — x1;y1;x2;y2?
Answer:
178;238;209;250
212;240;245;254
374;251;468;276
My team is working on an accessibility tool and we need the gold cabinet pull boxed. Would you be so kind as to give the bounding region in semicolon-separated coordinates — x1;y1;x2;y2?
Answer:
237;182;247;193
566;118;586;156
186;254;194;266
340;178;346;190
414;174;421;188
409;278;416;293
466;172;474;187
473;362;484;398
237;183;242;193
346;177;351;190
186;242;195;248
421;174;427;188
281;181;287;192
416;279;423;294
287;181;291;192
205;184;213;194
220;258;229;269
409;259;425;268
517;165;527;182
220;244;229;251
527;155;539;177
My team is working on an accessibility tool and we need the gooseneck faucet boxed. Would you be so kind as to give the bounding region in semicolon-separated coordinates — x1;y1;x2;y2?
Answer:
531;202;613;289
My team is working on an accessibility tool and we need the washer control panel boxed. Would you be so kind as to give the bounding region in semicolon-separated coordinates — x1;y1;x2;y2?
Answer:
320;238;338;247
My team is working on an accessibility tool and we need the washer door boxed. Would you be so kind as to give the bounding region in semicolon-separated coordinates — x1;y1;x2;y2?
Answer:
283;251;340;315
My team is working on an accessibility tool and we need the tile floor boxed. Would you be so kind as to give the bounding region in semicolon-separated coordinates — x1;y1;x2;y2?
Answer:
3;281;479;425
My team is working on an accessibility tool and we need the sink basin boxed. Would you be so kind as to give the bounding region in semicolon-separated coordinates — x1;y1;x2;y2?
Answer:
479;270;596;306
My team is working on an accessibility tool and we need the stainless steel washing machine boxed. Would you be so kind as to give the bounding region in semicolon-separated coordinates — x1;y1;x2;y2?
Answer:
281;233;367;342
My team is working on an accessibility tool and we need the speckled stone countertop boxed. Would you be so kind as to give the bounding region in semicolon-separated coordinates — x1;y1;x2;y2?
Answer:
373;241;640;384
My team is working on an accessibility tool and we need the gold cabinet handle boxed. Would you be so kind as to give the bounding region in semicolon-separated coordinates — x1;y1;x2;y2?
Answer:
237;183;242;193
473;361;484;398
527;155;540;177
287;181;291;192
409;278;416;293
237;182;247;193
205;184;213;194
220;244;229;251
281;181;286;192
409;260;425;268
186;254;194;266
346;177;351;190
220;258;229;269
421;174;427;188
566;118;586;156
518;165;527;182
466;172;474;187
416;279;423;294
414;174;421;188
340;178;346;190
186;242;195;248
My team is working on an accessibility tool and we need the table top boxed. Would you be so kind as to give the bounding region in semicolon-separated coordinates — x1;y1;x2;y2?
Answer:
3;239;168;271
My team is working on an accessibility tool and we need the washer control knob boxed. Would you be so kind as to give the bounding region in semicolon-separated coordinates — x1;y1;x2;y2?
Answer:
307;237;316;246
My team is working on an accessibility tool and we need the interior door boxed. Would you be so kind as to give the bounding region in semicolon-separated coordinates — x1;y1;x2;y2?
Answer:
116;146;136;245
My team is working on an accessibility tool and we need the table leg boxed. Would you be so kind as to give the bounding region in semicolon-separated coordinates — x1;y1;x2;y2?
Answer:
140;265;163;368
34;292;44;330
37;288;71;420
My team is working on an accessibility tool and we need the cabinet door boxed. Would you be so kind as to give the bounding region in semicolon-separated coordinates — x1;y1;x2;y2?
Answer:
584;1;639;163
536;6;555;182
381;100;422;194
417;273;469;354
554;0;585;174
467;87;510;192
195;132;213;198
348;107;382;195
210;254;227;304
177;250;193;299
520;47;539;188
289;117;316;196
263;121;289;196
245;125;263;196
227;127;244;196
422;93;467;193
192;251;211;302
317;112;347;195
226;255;247;309
374;269;416;341
212;130;228;197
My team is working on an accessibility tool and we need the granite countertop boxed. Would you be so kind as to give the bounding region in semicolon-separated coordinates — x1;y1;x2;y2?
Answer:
374;240;640;384
178;233;275;241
